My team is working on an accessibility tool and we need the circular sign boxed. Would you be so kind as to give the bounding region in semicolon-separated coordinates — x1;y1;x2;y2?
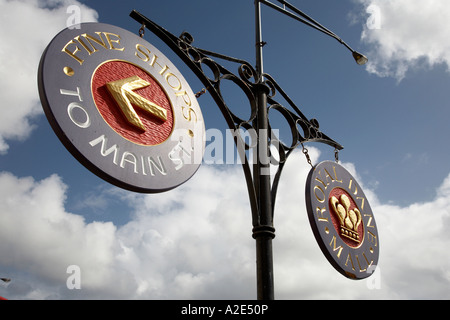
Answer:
38;23;205;193
305;161;379;279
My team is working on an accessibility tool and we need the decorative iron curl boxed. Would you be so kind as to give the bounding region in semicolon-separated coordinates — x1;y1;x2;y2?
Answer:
263;73;343;211
177;31;259;130
264;73;342;150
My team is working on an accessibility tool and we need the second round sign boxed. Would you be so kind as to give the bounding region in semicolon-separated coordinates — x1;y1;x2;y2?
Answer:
305;161;379;279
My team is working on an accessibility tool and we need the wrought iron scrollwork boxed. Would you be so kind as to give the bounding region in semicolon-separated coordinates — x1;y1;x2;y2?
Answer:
130;10;343;226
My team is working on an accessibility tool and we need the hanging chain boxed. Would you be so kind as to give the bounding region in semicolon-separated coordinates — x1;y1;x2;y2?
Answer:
334;147;339;163
139;23;146;38
195;88;207;98
301;143;313;168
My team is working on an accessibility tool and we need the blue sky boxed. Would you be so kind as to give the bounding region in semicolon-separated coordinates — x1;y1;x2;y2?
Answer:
1;0;450;299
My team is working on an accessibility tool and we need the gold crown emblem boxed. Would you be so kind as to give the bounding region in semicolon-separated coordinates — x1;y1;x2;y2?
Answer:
330;194;362;243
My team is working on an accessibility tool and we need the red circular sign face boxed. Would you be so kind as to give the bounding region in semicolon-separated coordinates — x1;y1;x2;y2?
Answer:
92;60;174;146
329;188;364;248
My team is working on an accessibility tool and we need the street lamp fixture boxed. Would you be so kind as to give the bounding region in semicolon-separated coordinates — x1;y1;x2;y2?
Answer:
353;51;369;65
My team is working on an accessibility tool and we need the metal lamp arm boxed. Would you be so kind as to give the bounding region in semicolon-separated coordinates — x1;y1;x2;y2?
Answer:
260;0;367;64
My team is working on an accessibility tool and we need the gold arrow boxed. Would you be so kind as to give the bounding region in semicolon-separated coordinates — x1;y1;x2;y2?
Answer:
106;75;167;131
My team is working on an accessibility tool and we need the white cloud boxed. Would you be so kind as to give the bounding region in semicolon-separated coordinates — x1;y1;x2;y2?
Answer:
356;0;450;80
0;172;132;299
0;161;256;299
1;148;450;299
0;0;98;154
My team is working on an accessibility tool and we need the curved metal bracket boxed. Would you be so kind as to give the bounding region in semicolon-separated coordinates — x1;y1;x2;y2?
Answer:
129;10;343;228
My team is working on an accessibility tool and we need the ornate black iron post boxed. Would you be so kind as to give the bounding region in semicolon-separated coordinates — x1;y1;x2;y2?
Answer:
130;0;366;300
253;0;275;300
